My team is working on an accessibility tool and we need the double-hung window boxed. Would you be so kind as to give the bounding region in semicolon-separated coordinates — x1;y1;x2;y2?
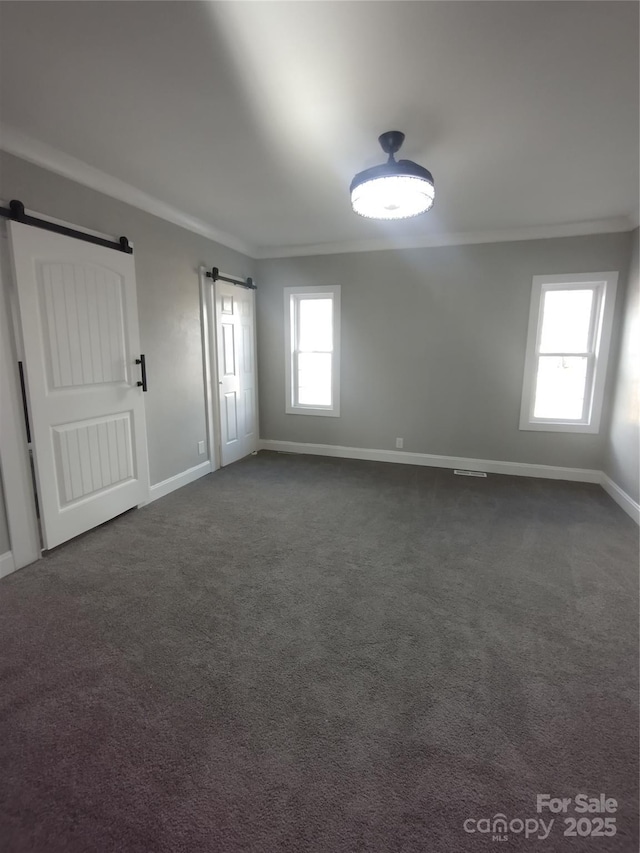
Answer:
520;272;618;433
284;285;340;416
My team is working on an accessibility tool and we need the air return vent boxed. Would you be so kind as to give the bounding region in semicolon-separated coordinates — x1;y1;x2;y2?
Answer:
454;469;487;478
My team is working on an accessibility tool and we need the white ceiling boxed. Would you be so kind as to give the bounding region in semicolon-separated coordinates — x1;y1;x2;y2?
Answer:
0;1;638;258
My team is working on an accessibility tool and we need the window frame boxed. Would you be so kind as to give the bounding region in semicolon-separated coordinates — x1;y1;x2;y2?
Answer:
284;285;341;417
519;272;618;434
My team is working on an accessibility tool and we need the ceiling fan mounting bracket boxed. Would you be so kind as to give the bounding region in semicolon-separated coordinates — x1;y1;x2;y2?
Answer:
378;131;405;159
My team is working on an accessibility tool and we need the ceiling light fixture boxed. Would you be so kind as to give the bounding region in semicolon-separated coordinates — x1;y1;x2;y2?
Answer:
350;131;435;220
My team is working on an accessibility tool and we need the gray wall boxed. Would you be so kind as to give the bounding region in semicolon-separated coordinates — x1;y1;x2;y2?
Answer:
604;228;640;503
0;150;636;556
257;232;632;470
0;151;253;553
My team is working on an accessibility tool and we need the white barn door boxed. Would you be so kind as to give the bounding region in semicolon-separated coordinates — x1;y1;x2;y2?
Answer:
216;281;257;466
9;221;150;550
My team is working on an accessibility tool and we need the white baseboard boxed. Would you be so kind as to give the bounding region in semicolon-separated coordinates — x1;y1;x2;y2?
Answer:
135;448;639;525
259;440;602;484
139;460;213;506
600;474;640;524
0;550;16;580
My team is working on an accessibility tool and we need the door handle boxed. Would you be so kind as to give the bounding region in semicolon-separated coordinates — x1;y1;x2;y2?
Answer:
17;361;32;443
135;354;148;392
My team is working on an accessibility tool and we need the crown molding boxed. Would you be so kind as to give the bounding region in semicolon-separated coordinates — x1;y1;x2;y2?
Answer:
256;216;635;259
1;127;634;262
0;126;255;257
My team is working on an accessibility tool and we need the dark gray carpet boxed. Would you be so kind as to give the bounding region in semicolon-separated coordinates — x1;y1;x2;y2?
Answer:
0;451;638;852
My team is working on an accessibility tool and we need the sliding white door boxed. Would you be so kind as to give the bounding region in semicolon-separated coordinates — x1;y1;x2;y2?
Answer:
9;221;150;549
215;280;257;466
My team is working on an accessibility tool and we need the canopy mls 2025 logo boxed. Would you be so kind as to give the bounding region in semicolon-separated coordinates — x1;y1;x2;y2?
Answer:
463;793;618;842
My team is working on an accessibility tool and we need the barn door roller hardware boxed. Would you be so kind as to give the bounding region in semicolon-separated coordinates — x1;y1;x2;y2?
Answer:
205;266;256;290
0;199;133;254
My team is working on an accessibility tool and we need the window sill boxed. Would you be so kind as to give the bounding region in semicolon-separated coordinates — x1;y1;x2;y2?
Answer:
519;420;599;434
286;405;340;418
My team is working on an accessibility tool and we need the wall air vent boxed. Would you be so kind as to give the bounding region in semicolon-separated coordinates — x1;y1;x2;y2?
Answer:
453;470;488;477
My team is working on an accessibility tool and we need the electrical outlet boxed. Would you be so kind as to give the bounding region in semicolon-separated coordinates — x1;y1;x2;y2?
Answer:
198;440;206;455
395;437;404;449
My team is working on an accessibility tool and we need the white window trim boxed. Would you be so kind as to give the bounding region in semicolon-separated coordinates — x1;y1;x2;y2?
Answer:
284;285;341;417
519;272;618;434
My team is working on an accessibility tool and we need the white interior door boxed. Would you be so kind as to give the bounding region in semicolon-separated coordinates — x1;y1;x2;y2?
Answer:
9;221;150;550
216;281;257;466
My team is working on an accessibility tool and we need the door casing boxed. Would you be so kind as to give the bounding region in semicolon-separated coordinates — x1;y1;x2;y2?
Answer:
0;223;40;569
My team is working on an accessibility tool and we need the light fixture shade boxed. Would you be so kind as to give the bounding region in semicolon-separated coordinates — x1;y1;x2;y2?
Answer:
350;132;435;220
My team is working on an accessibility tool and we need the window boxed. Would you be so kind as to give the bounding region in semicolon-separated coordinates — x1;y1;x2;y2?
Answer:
520;272;618;433
284;285;340;416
